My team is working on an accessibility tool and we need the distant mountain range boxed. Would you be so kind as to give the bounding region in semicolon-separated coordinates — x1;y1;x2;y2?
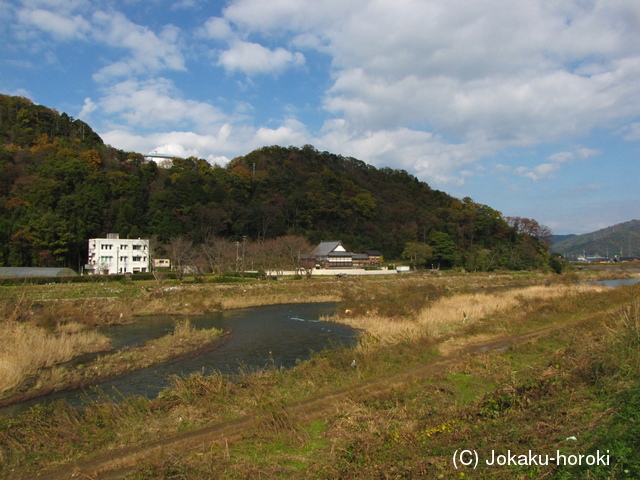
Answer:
552;220;640;259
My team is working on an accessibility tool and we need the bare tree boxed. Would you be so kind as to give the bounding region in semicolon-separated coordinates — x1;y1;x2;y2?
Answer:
250;239;277;278
506;217;553;246
147;234;166;283
200;234;235;275
253;236;312;278
165;236;193;282
190;248;208;281
278;235;313;275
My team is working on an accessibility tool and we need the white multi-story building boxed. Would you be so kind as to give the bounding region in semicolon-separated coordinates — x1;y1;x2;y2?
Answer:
85;233;149;275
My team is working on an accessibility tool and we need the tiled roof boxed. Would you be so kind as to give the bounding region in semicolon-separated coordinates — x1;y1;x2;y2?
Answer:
311;241;344;256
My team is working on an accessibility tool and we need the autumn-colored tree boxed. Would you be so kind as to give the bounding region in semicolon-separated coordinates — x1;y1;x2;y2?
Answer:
0;94;554;271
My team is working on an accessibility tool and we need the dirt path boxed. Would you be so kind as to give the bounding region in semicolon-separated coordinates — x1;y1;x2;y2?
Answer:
33;323;566;480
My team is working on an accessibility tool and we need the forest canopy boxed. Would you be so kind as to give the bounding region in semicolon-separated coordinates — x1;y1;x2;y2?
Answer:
0;94;551;272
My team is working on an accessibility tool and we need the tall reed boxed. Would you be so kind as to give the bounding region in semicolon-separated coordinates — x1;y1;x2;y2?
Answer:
337;284;607;346
0;321;111;394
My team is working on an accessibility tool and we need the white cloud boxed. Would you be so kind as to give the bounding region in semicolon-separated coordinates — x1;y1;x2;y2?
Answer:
548;147;600;163
201;13;307;76
12;3;186;80
518;146;601;182
315;122;493;187
217;0;640;160
100;124;276;165
78;97;97;119
255;118;309;145
16;7;90;39
11;0;639;200
217;40;305;76
523;163;559;182
4;87;32;99
100;112;316;165
202;17;234;40
92;78;226;131
222;0;364;33
91;11;185;81
100;114;483;188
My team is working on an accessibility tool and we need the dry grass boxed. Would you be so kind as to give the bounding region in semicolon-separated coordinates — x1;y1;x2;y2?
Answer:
218;293;338;310
0;275;613;401
0;320;111;394
117;281;342;315
1;276;637;479
1;320;226;402
337;284;608;347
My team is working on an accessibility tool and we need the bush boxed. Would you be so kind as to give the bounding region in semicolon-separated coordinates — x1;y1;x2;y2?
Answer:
549;254;566;274
221;271;264;279
0;272;183;286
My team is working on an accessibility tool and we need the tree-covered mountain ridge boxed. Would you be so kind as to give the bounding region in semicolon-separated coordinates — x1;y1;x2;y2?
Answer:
0;94;550;271
552;220;640;259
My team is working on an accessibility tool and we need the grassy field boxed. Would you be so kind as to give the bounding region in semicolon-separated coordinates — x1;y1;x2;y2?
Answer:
0;267;639;479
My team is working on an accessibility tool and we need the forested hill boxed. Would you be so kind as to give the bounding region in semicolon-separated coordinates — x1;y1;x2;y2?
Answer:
0;94;550;271
0;95;103;150
552;220;640;259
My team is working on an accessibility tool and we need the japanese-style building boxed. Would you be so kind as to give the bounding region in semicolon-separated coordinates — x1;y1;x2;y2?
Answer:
307;241;382;269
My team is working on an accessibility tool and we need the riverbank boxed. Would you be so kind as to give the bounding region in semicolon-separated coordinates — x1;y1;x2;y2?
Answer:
0;266;635;405
1;269;638;479
0;321;228;408
0;276;350;408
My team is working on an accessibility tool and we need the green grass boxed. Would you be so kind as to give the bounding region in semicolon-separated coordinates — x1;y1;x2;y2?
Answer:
553;385;640;479
0;271;639;479
445;372;498;406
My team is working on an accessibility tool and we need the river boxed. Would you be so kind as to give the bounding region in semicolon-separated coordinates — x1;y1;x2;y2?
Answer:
1;302;356;416
591;278;640;287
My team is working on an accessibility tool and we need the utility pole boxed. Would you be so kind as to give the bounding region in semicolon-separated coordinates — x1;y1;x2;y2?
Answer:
242;236;247;276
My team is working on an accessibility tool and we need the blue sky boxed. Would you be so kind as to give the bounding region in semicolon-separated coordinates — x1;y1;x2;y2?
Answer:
2;0;640;235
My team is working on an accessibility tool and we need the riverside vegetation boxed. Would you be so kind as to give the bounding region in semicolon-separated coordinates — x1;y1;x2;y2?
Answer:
0;275;341;406
0;267;639;479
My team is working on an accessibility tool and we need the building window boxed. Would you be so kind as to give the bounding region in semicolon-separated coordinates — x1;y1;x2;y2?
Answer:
132;256;142;262
133;245;142;250
120;244;127;249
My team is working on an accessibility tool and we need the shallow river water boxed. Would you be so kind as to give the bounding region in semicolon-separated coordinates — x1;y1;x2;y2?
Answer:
591;277;640;288
2;302;356;415
6;277;637;416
